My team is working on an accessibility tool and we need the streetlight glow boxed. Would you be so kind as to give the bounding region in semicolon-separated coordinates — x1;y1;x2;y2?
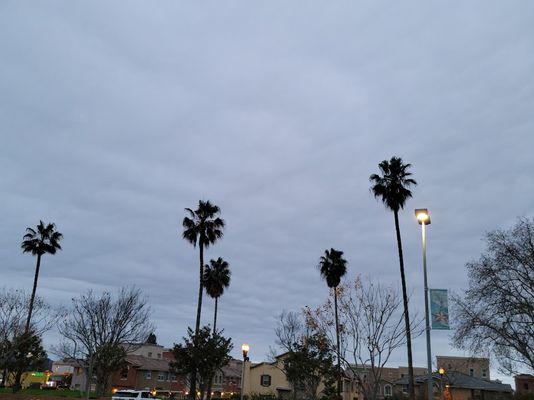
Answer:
241;344;249;353
439;368;445;375
415;208;431;225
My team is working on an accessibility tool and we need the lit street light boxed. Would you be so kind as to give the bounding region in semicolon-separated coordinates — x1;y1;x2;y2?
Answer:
438;368;445;400
241;344;250;400
415;208;432;400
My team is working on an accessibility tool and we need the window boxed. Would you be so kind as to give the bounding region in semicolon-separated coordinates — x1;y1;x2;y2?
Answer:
524;383;529;390
402;385;409;394
148;352;152;358
158;372;166;381
469;369;474;377
120;367;128;380
170;373;177;382
384;385;392;397
144;371;152;379
141;392;151;398
260;374;271;387
157;353;162;359
482;370;487;378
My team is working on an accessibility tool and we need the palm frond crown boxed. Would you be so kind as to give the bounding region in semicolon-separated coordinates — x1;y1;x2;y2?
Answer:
182;200;225;248
318;248;347;289
369;156;417;212
203;257;231;299
21;221;62;256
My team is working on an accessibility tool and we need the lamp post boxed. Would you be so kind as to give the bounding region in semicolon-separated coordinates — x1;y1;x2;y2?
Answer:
415;208;433;400
241;344;249;400
438;368;445;400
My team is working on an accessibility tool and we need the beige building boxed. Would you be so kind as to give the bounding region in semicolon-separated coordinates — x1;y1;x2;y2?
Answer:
243;355;293;399
436;356;490;380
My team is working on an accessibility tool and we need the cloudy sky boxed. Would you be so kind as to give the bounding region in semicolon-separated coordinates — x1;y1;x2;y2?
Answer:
1;1;533;385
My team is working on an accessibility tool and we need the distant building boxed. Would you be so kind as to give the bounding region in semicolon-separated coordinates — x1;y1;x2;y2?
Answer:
436;356;490;380
515;374;534;395
111;354;186;393
212;358;243;397
394;371;512;400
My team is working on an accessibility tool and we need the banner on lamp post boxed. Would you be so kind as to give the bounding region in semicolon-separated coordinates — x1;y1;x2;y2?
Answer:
430;289;450;330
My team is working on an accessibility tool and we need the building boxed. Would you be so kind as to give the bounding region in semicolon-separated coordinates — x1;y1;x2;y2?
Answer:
344;365;427;400
212;358;243;397
394;371;512;400
242;355;293;399
436;356;490;381
111;354;186;393
128;342;169;360
515;374;534;396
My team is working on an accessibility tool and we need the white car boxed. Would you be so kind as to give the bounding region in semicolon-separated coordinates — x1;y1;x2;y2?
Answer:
112;390;153;399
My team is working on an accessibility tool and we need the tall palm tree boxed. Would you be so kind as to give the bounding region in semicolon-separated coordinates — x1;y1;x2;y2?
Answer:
203;257;231;334
203;257;231;400
182;200;224;399
318;248;347;400
369;156;417;400
21;221;62;333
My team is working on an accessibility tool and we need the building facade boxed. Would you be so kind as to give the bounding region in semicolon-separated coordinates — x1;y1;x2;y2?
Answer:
436;357;490;381
515;374;534;396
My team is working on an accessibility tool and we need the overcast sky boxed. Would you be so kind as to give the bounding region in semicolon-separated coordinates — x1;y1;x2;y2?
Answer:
1;1;533;386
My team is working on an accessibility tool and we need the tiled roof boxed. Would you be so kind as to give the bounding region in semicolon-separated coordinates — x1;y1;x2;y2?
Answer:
394;371;512;393
126;355;171;372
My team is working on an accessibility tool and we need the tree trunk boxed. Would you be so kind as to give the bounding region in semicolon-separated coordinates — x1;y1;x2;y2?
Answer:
206;297;219;400
334;288;342;400
213;297;218;334
190;241;205;400
13;254;43;392
12;369;23;393
25;253;42;333
393;210;415;400
0;368;7;388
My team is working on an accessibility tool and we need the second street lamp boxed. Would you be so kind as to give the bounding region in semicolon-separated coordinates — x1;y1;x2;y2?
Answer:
241;344;250;400
415;208;433;400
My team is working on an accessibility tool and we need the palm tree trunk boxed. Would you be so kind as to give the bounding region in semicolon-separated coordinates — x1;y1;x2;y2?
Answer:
334;288;342;400
393;210;415;400
206;297;219;400
213;297;218;334
25;253;41;333
190;242;204;400
196;242;204;335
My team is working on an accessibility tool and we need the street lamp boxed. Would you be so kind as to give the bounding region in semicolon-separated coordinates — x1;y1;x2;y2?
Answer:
415;208;432;400
438;368;445;400
241;344;250;400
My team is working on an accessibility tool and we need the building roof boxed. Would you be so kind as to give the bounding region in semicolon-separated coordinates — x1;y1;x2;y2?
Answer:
395;372;512;393
126;355;171;372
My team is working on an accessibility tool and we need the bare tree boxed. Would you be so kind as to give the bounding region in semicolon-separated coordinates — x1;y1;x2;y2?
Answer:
305;277;422;400
56;287;153;397
452;218;534;375
0;288;59;388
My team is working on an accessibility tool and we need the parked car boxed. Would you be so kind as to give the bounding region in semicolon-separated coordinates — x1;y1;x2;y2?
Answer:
112;390;154;400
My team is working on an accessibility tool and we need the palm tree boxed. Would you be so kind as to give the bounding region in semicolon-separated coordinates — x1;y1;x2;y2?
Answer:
203;257;231;334
318;248;347;400
182;200;224;399
369;156;417;400
182;200;225;335
21;221;62;333
203;257;230;400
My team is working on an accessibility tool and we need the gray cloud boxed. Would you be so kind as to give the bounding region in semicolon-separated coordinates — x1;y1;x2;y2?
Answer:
1;0;534;386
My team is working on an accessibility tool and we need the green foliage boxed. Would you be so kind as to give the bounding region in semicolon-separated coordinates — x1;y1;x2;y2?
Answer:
283;333;338;400
5;331;47;374
92;343;127;396
170;327;233;392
